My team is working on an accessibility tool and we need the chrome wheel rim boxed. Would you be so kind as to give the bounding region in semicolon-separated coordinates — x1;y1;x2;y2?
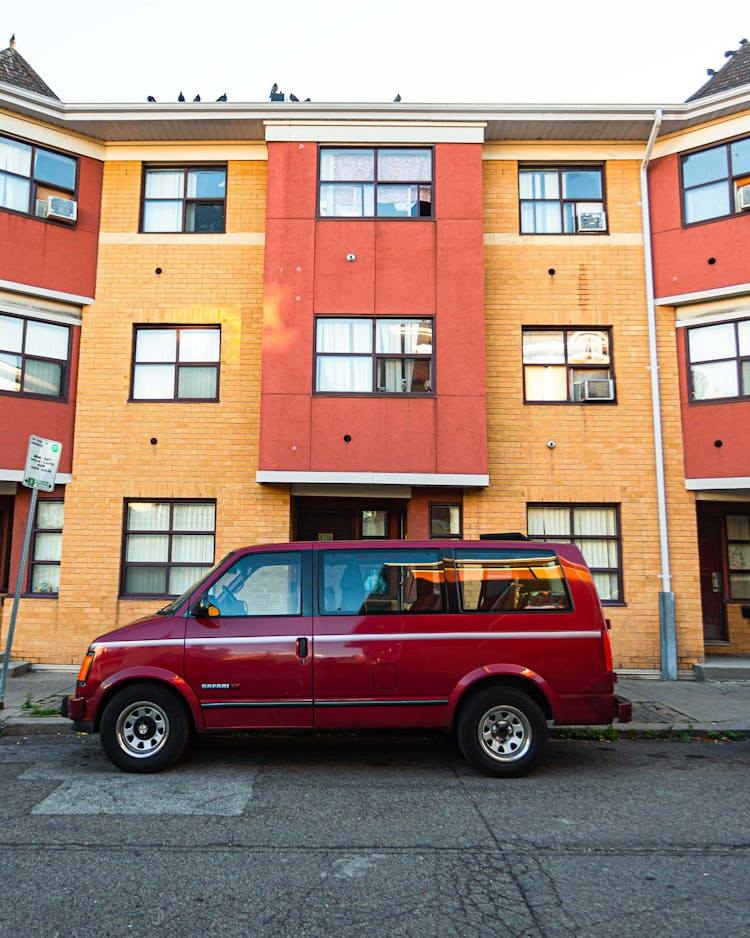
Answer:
115;700;170;759
477;704;532;763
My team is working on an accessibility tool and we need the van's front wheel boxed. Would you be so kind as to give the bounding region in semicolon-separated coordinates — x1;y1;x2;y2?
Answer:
99;683;189;773
457;687;547;777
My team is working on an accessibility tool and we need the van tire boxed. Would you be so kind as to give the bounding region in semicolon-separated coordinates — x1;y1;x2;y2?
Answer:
457;686;547;778
99;682;190;773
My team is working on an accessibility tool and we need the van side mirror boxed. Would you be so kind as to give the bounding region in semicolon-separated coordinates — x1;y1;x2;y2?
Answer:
191;595;221;618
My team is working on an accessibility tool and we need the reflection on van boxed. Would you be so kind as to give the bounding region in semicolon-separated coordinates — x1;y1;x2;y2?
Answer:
63;539;631;778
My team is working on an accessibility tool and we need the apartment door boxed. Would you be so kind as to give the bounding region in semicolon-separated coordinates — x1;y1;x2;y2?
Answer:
697;513;727;642
0;496;13;593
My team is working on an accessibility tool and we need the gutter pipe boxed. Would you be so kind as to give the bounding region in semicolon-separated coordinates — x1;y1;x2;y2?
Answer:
640;109;678;680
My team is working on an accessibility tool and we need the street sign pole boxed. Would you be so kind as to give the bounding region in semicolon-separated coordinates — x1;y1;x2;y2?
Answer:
0;435;62;708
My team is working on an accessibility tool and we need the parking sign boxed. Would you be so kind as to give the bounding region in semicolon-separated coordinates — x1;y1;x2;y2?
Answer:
23;435;63;491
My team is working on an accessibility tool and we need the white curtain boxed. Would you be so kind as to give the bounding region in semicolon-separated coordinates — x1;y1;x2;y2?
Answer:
527;507;570;538
174;502;215;531
133;364;175;399
178;366;217;398
0;314;24;352
24;359;63;395
0;174;29;212
26;320;69;360
172;534;214;563
179;329;220;362
0;138;31;173
145;170;184;198
136;329;177;362
381;359;415;392
126;534;169;562
128;502;170;531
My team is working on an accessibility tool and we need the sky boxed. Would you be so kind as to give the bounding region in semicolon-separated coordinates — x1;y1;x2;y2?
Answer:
2;0;749;106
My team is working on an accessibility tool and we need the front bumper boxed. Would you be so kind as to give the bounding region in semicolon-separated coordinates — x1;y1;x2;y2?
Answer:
61;694;95;733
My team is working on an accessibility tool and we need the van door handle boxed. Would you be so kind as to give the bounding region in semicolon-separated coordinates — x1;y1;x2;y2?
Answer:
296;637;309;660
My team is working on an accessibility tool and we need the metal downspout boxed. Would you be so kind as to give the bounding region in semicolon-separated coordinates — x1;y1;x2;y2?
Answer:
640;108;677;680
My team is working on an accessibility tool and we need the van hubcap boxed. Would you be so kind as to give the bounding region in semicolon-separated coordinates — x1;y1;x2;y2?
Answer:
116;701;169;758
478;705;531;762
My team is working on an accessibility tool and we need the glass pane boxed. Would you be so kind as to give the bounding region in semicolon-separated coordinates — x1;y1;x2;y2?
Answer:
172;534;214;563
690;361;738;400
377;149;431;181
684;181;730;223
317;319;371;353
376;320;432;354
23;359;63;396
523;331;564;364
136;329;177;363
524;365;567;401
454;549;570;612
316;355;372;392
576;538;619;569
25;320;69;359
320;149;374;181
377;358;430;393
742;360;750;396
187;169;226;198
729;573;750;599
0;172;30;211
31;564;60;593
592;571;619;602
169;566;208;595
567;330;609;364
126;534;169;562
520;200;561;233
0;137;32;174
127;502;170;531
688;322;736;363
738;320;750;356
178;365;217;398
562;170;602;199
727;515;750;539
133;364;175;399
574;508;616;536
728;543;750;570
186;202;224;232
361;510;388;537
145;170;184;198
731;138;750;175
431;505;461;537
321;549;439;615
173;502;215;531
519;171;559;199
318;182;374;217
142;201;182;232
33;531;62;562
0;314;24;352
377;184;420;217
34;148;76;190
0;352;21;391
37;501;64;528
125;567;167;594
178;328;220;362
683;146;728;187
527;507;571;537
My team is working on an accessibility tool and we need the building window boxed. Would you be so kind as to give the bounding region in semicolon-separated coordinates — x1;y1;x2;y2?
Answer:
28;500;64;595
681;135;750;224
523;328;614;402
131;326;220;400
687;317;750;401
527;504;623;603
141;166;226;232
727;514;750;599
361;509;389;538
430;504;462;538
0;313;70;398
319;147;432;218
122;500;216;597
315;318;433;394
519;166;606;234
0;133;77;219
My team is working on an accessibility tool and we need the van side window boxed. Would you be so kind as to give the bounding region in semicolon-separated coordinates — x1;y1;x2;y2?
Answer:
206;553;301;616
321;549;444;614
453;549;571;612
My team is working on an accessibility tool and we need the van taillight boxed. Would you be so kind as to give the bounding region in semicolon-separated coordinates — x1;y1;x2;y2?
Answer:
602;628;613;673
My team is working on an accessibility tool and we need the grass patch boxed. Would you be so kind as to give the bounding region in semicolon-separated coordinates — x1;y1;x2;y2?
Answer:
21;691;61;718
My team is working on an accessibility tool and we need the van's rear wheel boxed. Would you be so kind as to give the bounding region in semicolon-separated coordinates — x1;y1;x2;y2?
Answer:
100;683;189;773
457;686;547;778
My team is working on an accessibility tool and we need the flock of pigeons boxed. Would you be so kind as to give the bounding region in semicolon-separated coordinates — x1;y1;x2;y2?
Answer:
146;84;403;103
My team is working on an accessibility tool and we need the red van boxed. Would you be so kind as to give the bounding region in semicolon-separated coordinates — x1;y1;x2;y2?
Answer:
63;539;630;776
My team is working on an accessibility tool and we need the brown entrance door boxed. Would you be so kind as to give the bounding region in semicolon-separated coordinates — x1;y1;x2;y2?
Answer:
296;509;356;542
697;513;727;642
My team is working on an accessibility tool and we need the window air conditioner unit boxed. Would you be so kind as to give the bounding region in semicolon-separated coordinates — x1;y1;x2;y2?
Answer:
46;196;77;222
576;210;606;232
35;198;48;217
737;184;750;211
574;378;615;401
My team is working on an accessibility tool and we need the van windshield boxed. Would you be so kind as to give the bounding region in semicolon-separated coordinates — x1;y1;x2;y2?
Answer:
155;555;231;615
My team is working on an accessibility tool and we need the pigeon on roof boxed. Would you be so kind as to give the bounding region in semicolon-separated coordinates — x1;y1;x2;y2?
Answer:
178;91;185;101
147;95;156;102
0;34;59;99
687;38;750;101
289;92;299;102
193;94;201;102
216;92;228;102
393;93;401;102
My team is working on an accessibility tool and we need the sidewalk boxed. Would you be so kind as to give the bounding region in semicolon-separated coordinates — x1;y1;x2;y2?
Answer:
1;666;750;738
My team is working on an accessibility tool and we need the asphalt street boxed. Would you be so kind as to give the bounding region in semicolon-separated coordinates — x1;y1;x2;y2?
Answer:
0;730;748;937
